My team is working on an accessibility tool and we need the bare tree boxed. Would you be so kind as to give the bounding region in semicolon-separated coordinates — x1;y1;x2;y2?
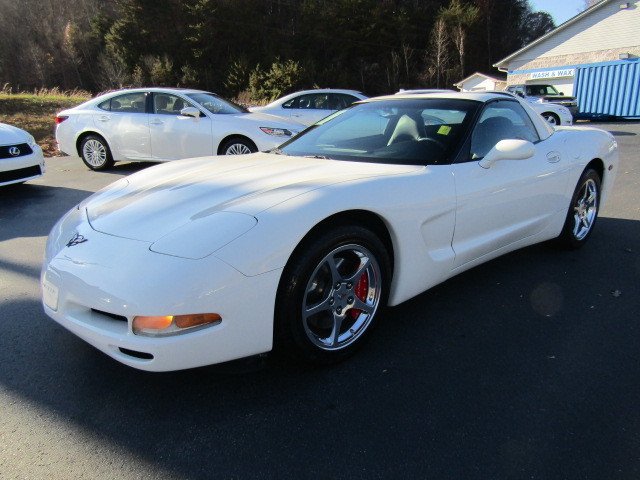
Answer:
426;18;451;88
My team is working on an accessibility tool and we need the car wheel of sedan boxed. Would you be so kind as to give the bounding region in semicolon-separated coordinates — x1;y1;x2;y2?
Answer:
80;135;114;170
275;225;391;364
556;168;601;249
221;137;257;155
542;112;560;126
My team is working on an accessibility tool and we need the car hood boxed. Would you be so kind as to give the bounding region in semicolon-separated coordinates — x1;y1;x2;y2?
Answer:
0;123;29;145
85;153;422;242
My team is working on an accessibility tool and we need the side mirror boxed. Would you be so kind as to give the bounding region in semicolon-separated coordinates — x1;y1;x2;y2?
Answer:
559;92;565;96
479;139;535;169
180;106;201;119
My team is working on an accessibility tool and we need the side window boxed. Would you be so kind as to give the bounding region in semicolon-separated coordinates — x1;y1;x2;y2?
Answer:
98;99;111;111
282;97;298;109
312;94;330;109
294;94;316;109
470;101;540;160
110;92;147;113
154;93;187;115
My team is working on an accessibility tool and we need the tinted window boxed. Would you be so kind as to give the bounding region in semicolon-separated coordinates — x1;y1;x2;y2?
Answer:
186;92;247;114
470;100;540;160
526;85;560;96
328;94;360;110
279;99;479;166
287;93;331;110
98;99;111;111
110;92;147;113
154;93;189;115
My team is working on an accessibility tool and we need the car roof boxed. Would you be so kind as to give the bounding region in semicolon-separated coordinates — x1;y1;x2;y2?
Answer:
94;87;212;99
369;91;516;103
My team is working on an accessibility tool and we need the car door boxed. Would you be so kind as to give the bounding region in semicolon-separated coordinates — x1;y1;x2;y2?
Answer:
93;92;151;159
450;100;569;269
283;93;333;125
148;93;213;161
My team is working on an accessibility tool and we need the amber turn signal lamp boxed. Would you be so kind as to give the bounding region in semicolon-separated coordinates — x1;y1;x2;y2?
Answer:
132;313;222;336
133;316;173;332
174;313;221;329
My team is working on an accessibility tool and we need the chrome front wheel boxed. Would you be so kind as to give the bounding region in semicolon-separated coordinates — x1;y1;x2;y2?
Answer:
302;244;382;351
275;225;390;364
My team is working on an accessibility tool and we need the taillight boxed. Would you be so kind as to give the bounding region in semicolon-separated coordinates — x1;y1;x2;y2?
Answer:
55;115;69;124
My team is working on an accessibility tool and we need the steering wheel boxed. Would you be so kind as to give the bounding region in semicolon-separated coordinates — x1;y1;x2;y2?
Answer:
417;136;446;151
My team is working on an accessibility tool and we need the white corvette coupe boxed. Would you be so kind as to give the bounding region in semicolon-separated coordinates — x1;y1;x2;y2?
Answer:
42;92;618;371
0;123;45;186
55;88;304;170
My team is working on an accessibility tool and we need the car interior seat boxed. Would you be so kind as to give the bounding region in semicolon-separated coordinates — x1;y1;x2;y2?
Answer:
387;113;427;146
471;116;515;159
155;95;170;114
172;98;185;113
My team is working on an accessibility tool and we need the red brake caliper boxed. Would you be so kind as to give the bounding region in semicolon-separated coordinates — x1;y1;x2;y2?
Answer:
349;272;368;319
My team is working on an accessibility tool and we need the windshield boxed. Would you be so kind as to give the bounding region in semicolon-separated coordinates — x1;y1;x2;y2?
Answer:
278;99;479;165
526;85;560;96
186;92;248;114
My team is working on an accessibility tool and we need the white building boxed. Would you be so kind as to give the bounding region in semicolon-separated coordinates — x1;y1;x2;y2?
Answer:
453;72;506;92
494;0;640;118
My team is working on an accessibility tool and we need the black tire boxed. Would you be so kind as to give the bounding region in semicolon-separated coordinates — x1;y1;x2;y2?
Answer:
274;224;391;364
542;112;560;126
79;134;114;171
556;168;601;249
220;137;257;155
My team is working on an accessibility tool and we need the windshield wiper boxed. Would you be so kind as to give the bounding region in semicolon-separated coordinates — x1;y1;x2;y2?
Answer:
270;148;288;156
304;155;330;159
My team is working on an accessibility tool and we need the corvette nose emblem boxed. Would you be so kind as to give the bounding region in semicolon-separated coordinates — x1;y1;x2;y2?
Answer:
66;233;88;247
9;146;20;156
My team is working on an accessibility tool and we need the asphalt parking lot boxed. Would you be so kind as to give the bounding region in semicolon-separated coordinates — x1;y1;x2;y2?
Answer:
1;122;639;480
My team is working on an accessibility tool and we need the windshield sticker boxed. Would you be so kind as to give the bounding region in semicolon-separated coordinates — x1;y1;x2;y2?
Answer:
437;125;451;135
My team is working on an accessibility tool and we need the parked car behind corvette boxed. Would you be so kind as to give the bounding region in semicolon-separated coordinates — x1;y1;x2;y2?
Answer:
0;123;45;186
56;88;305;170
249;89;367;126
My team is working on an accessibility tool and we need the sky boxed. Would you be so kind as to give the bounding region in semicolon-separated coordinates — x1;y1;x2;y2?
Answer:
529;0;588;25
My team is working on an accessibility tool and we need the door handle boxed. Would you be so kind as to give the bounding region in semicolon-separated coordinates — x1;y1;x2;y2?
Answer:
150;119;164;125
292;114;302;117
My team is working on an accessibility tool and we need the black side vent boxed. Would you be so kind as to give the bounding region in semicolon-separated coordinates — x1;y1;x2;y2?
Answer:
91;309;128;322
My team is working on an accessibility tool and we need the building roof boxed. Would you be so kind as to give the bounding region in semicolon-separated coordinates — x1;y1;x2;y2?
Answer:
493;0;613;69
453;72;506;88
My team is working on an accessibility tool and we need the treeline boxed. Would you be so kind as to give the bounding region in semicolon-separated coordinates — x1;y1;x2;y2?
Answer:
0;0;554;100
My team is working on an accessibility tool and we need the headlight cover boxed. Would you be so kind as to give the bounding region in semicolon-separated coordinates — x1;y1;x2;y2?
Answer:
150;212;257;259
26;133;38;148
260;127;293;137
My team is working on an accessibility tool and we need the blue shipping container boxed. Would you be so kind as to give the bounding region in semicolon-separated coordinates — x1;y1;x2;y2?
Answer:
574;60;640;118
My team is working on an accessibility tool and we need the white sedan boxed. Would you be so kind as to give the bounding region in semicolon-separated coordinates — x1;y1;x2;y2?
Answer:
0;123;45;186
55;88;305;170
42;92;618;371
249;89;367;125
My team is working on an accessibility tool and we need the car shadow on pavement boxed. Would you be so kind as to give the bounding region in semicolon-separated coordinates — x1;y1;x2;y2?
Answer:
98;161;157;175
0;216;638;479
0;184;94;242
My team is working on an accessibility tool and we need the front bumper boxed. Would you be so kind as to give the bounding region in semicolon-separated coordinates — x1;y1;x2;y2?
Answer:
41;208;281;371
0;145;45;186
